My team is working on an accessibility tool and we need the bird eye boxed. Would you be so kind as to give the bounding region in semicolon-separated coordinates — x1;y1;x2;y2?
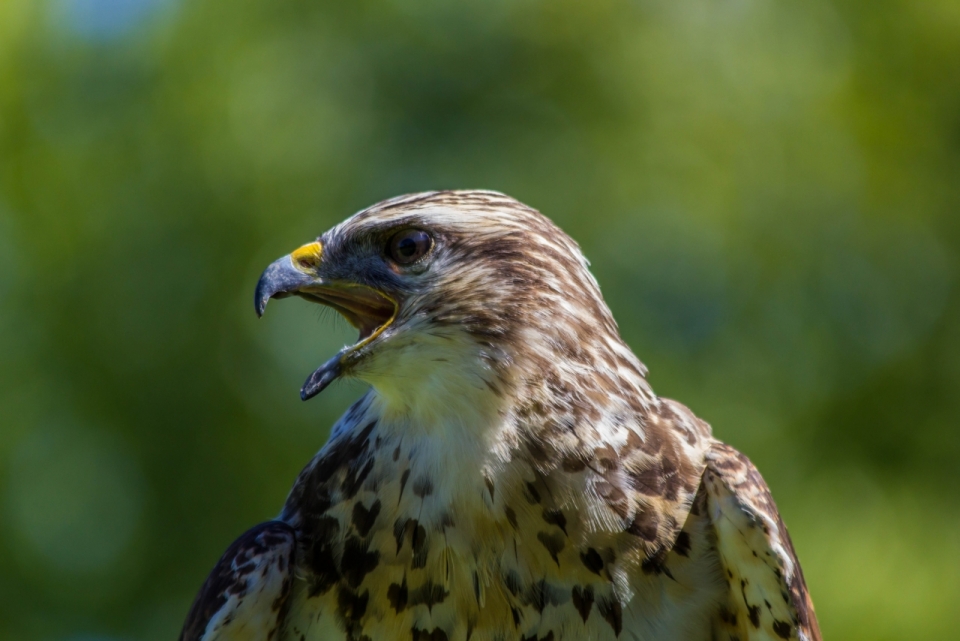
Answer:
387;229;433;265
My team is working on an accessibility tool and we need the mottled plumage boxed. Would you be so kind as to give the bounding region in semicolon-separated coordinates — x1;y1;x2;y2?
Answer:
181;191;820;641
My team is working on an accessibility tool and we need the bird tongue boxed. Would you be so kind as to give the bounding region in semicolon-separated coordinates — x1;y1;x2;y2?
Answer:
301;352;343;401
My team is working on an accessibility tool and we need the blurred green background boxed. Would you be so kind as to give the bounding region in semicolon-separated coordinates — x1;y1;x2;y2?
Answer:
1;0;958;639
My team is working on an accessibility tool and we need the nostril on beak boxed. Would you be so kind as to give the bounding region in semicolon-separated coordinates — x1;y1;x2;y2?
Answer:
291;241;323;272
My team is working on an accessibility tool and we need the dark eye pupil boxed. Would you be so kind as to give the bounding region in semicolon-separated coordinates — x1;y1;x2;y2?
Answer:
397;238;417;257
388;229;432;265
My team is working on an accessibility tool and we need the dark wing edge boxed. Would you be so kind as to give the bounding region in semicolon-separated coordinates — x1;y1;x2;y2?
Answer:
704;442;822;641
180;521;297;641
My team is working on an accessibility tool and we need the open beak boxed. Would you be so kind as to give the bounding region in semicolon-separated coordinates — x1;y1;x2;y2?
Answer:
254;241;397;400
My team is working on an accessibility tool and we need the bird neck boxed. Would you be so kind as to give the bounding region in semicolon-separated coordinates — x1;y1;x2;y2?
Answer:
360;328;509;439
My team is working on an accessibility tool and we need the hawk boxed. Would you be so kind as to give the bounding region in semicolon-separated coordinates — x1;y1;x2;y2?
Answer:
181;191;821;641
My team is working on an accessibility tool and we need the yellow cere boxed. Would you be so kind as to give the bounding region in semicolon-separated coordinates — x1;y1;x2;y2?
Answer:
291;241;323;272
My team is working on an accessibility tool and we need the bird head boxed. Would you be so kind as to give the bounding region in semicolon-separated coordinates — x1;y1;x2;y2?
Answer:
255;190;646;424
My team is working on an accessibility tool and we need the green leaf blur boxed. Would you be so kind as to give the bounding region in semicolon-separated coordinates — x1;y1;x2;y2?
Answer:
1;1;958;639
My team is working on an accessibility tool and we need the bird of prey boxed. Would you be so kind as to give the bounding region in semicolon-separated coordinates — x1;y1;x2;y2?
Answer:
180;191;820;641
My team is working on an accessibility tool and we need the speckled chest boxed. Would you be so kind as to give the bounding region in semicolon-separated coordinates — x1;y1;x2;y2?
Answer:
276;423;723;641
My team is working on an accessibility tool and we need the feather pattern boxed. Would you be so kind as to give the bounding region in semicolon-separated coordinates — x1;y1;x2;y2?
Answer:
180;522;296;641
705;443;822;641
182;191;819;641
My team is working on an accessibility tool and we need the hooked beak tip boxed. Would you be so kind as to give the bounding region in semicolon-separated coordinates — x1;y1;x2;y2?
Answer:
255;295;268;318
254;253;314;318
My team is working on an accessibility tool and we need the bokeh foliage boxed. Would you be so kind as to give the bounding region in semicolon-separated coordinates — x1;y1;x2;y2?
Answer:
1;0;959;639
